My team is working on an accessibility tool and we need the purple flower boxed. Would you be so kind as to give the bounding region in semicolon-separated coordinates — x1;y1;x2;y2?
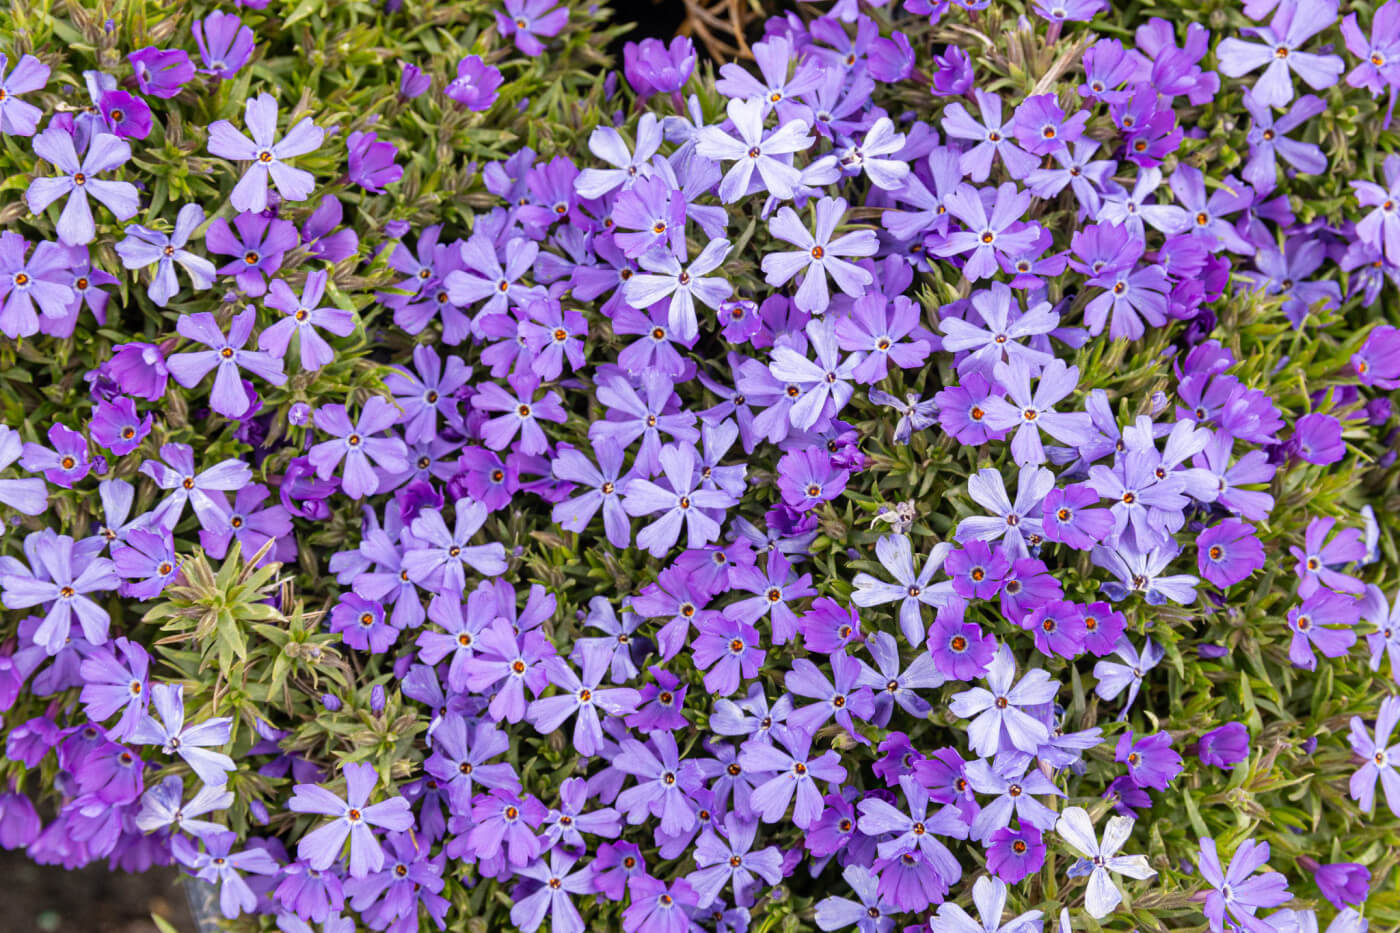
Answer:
127;47;194;98
27;128;139;246
933;182;1040;283
98;90;152;139
695;98;813;203
111;527;180;600
986;825;1046;883
1196;722;1251;769
463;786;546;867
402;499;508;591
129;682;235;786
462;621;554;723
206;211;298;297
965;755;1063;842
624;238;732;343
1196;519;1266;588
614;732;701;835
855;773;964;881
1308;861;1371;909
114;203;216;306
926;608;997;681
470;373;566;456
1116;729;1184;790
77;637;150;740
955;465;1053;561
1197;837;1292;933
495;0;569;56
1287;589;1360;669
686;814;782;908
526;645;642;755
307;397;411;499
445;55;503;110
0;233;75;338
762;196;877;314
1094;636;1163;714
692;615;765;696
141;443;251;528
1041;483;1114;551
623;875;698;933
623;443;736;557
785;650;876;740
0;53;50;136
259;270;356;371
1242;92;1327;193
0;531;119;654
423;714;518;812
624;36;696;99
776;447;848;511
1216;0;1343;107
980;358;1095;466
346;130;402;193
192;12;255;79
290;762;414;878
166;307;287;419
852;535;954;645
740;727;846;829
134;775;234;837
329;594;399;654
941;89;1038;181
948;643;1058;756
1013;94;1089;155
398;62;431;100
1292;412;1346;465
174;830;279;919
1348;695;1400;817
511;849;592;933
550;440;634;549
1290;516;1367;598
768;317;862;431
19;422;92;487
207;92;324;212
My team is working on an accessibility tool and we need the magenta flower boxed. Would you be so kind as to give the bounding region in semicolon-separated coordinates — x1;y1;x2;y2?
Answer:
691;615;765;696
98;90;152;139
289;761;415;878
166;307;287;419
207;92;324;212
19;422;92;487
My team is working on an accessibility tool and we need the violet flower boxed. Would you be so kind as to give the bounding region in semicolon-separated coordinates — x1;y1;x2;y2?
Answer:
288;761;415;878
207;92;324;212
166;307;286;419
27;128;139;246
114;203;216;307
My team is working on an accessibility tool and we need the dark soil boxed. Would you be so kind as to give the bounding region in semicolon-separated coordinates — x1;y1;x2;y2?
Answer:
1;850;196;933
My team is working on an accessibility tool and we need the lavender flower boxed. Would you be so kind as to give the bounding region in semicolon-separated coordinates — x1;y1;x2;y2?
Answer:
27;128;139;246
167;307;286;419
207;92;324;212
289;762;415;878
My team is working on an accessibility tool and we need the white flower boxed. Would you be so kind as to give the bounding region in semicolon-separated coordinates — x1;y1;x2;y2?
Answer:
1055;806;1157;920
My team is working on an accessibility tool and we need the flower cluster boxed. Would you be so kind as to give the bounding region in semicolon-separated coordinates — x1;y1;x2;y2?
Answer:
0;1;1396;933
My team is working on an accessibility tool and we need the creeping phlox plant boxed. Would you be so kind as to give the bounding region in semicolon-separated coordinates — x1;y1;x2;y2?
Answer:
0;0;1397;931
